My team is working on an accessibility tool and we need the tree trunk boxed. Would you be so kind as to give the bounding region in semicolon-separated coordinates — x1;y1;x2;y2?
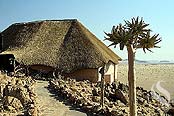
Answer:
127;45;137;116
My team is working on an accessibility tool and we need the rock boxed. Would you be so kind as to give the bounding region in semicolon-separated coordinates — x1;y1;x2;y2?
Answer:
92;105;101;113
105;91;110;98
105;83;111;89
110;109;120;116
6;106;16;113
69;94;76;104
108;102;114;108
167;108;174;115
0;74;37;115
92;96;100;102
9;97;23;111
109;92;117;102
154;107;163;116
27;104;38;116
111;82;117;89
92;88;99;96
137;111;144;116
142;91;151;103
170;99;174;107
141;108;148;115
138;98;145;105
82;105;93;112
118;83;128;92
81;88;86;92
47;78;167;116
96;108;105;115
104;97;110;104
117;100;126;107
76;98;82;107
115;89;128;105
144;103;150;107
105;106;112;116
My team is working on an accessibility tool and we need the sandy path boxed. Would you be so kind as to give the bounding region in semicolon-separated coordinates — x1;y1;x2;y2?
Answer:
35;80;87;116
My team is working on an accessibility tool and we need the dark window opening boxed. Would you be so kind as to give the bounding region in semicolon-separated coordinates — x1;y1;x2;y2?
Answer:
0;54;15;72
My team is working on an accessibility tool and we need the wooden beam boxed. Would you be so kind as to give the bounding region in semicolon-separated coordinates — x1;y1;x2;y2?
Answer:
114;63;116;82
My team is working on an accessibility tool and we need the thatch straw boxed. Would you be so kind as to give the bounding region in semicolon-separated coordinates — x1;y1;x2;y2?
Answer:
1;19;121;73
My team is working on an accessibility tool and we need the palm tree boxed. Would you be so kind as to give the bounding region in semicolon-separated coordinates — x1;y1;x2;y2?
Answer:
105;17;161;116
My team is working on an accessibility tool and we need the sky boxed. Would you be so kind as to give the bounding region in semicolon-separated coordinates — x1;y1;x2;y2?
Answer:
0;0;174;61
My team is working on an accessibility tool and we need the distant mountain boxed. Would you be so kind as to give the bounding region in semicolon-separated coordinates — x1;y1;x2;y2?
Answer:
119;59;174;64
159;60;170;63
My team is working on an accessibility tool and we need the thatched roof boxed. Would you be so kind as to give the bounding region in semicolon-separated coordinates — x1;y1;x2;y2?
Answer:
1;19;121;73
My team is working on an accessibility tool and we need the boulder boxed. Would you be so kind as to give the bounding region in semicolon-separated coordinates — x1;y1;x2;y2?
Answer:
109;89;128;105
92;96;100;102
0;75;37;115
138;97;145;105
170;99;174;107
92;88;99;96
118;83;128;92
81;105;93;112
167;108;174;115
111;109;122;116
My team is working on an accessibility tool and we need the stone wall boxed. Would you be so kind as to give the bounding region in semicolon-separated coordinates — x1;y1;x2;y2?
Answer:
48;77;170;116
0;74;38;116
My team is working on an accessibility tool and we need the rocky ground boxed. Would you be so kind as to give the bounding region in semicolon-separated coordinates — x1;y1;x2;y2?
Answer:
0;73;87;116
0;73;37;116
48;77;172;116
1;64;174;116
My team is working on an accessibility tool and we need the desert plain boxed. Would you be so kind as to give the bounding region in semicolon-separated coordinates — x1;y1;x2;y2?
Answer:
117;63;174;100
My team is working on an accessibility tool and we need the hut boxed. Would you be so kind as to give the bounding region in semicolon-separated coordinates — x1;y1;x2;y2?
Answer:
0;19;121;83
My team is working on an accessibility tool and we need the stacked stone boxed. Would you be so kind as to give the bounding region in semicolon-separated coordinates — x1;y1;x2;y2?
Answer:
0;74;37;116
48;77;169;116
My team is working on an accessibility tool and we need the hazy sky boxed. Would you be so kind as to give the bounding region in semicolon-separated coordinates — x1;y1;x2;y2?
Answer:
0;0;174;61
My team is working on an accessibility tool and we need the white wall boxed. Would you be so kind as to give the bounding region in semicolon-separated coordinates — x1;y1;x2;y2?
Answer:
98;62;118;83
